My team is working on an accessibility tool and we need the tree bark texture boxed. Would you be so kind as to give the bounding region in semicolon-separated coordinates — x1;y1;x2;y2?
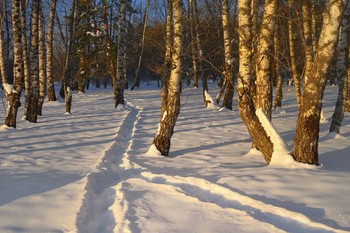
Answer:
26;0;40;123
237;0;274;164
0;1;8;86
46;0;57;102
153;0;183;156
115;0;128;108
274;20;283;111
293;0;347;164
38;8;46;116
329;2;349;133
288;0;302;108
221;0;234;110
254;0;277;120
5;0;23;128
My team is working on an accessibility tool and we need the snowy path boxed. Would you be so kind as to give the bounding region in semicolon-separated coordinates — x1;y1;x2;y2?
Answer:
76;88;350;233
1;86;350;233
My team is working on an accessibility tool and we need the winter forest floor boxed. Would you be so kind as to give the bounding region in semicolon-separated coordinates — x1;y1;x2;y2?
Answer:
0;82;350;233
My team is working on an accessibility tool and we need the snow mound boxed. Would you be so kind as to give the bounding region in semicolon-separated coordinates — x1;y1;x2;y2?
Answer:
146;144;162;157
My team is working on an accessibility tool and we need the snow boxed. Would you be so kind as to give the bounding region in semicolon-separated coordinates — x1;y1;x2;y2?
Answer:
3;83;13;95
1;84;350;233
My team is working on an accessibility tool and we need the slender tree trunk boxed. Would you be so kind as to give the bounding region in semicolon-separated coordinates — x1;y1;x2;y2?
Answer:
62;0;77;114
255;0;277;120
153;0;183;156
5;0;23;128
302;1;314;86
292;0;347;164
274;19;283;111
221;0;234;110
37;8;46;116
115;0;128;108
288;0;302;108
189;0;198;88
0;1;8;87
161;1;173;117
237;0;274;164
46;0;57;102
21;0;30;117
131;0;150;90
26;0;40;123
346;36;350;112
329;3;349;133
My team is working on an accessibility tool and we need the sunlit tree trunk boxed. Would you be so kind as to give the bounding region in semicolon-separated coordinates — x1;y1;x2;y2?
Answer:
329;3;349;133
153;0;183;156
237;0;274;163
302;1;314;86
5;0;23;128
255;0;277;120
274;18;283;111
288;0;302;108
115;0;128;108
293;0;347;164
46;0;57;102
161;1;173;117
26;0;40;123
131;0;150;90
221;0;234;110
37;8;46;116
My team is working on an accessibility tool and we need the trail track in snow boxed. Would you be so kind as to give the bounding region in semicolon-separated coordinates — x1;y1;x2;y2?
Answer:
76;91;349;233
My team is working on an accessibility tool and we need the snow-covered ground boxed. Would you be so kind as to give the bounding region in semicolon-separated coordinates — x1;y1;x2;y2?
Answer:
0;83;349;233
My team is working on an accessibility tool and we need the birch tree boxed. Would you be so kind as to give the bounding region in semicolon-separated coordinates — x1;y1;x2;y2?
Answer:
0;0;8;88
254;0;277;120
37;8;46;116
221;0;234;110
46;0;57;102
329;2;349;133
4;0;23;128
115;0;128;108
26;0;41;123
152;0;183;156
292;0;347;164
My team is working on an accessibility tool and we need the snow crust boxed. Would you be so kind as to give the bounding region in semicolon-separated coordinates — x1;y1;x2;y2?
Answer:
0;84;349;233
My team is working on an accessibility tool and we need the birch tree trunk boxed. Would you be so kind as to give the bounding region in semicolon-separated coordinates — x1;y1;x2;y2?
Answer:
288;0;302;108
26;0;40;123
153;0;183;156
189;0;198;88
237;0;274;163
5;0;23;128
329;2;349;133
46;0;57;102
292;0;347;164
37;9;46;116
221;0;234;110
161;1;173;117
302;1;314;86
255;0;277;120
131;0;150;90
274;19;283;111
21;0;30;117
0;0;8;87
115;0;128;108
62;0;77;114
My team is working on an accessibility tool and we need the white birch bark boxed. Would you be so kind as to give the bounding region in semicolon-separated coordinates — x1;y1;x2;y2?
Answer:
5;0;23;128
153;0;183;156
293;0;348;164
115;0;128;108
46;0;57;102
26;0;40;123
255;0;277;120
0;1;8;88
329;2;349;133
38;8;46;115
